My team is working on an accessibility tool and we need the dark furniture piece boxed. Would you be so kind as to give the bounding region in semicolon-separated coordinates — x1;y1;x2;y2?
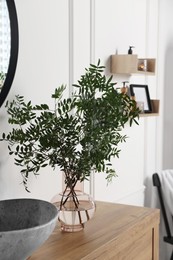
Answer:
153;173;173;260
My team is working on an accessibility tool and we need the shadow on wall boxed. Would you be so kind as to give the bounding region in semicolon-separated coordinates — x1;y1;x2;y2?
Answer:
163;43;173;169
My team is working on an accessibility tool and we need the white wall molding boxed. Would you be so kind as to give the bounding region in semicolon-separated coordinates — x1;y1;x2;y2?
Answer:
89;0;95;198
68;0;74;97
90;0;95;64
114;185;146;206
0;0;162;206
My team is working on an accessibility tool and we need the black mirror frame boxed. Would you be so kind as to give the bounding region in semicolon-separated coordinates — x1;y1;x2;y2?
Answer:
0;0;19;108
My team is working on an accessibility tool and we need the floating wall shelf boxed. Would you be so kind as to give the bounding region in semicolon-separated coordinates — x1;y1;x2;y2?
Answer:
140;100;160;117
110;54;159;117
110;55;156;75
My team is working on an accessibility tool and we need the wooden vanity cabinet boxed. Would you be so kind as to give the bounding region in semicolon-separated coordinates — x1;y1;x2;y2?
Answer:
30;201;160;260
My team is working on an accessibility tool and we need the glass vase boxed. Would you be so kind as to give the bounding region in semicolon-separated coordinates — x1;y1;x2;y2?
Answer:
51;189;96;232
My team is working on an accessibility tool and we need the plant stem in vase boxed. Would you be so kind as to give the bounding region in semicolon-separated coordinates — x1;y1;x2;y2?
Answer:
51;187;95;232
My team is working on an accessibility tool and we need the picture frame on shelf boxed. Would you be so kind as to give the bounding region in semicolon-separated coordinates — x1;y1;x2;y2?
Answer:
130;84;152;113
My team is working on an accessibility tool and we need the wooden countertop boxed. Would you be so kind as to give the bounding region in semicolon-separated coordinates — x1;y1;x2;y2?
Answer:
30;201;160;260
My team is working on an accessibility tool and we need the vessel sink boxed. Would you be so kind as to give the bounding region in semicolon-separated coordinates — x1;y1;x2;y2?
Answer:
0;198;58;260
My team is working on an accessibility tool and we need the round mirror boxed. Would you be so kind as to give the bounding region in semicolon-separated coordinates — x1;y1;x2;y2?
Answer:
0;0;18;107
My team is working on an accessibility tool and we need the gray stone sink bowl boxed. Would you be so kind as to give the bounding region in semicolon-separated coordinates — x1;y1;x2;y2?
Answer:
0;198;58;260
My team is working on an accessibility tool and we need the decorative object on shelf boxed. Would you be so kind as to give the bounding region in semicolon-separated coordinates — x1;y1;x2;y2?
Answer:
136;101;144;113
138;59;147;71
130;84;152;113
128;46;135;54
137;58;155;73
121;81;129;94
0;60;140;232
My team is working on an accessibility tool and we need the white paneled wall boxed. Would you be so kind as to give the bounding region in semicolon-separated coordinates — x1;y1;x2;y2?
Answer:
93;0;159;205
0;0;161;206
73;0;91;83
0;0;70;201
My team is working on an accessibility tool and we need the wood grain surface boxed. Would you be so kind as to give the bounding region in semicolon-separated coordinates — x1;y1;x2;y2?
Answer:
30;201;160;260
